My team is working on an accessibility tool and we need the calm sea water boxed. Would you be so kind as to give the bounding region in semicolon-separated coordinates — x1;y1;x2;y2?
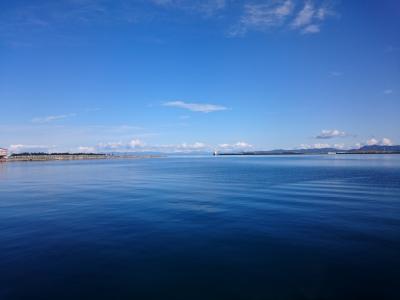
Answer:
0;155;400;300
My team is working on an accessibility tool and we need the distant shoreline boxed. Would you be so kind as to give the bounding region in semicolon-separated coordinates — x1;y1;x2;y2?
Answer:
3;154;162;162
215;152;400;156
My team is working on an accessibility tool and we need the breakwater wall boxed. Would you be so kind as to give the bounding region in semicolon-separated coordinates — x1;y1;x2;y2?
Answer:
5;154;163;162
7;154;109;162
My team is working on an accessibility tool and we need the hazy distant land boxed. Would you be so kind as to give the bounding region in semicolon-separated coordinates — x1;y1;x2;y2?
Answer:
215;145;400;156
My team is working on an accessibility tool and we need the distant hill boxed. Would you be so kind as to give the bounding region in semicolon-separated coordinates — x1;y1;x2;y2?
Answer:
216;145;400;155
297;148;339;154
357;145;400;152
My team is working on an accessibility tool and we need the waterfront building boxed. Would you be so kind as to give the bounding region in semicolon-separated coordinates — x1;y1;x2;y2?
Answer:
0;148;8;160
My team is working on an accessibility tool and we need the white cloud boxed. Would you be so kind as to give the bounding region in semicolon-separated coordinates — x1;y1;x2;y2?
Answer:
299;143;352;150
235;141;252;148
164;101;227;113
231;0;335;36
199;0;226;15
32;113;76;123
365;138;393;146
129;139;146;148
177;142;207;150
302;24;320;34
97;138;146;151
366;138;379;146
97;141;124;150
292;1;314;28
218;143;230;148
299;143;332;149
96;139;260;153
381;138;393;146
231;0;294;36
333;143;345;150
97;139;208;153
146;141;209;153
312;143;330;149
316;129;347;139
151;0;226;16
218;141;253;150
316;6;328;20
77;146;96;153
290;1;334;34
9;144;55;153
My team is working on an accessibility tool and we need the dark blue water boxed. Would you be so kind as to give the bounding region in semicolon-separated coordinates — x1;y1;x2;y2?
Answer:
1;155;400;300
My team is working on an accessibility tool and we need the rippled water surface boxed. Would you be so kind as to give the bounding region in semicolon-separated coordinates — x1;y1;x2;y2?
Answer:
1;155;400;299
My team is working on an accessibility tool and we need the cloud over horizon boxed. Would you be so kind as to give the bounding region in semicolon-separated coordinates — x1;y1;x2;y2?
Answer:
218;141;253;150
9;144;56;153
366;137;393;146
95;139;210;153
86;139;254;153
315;129;347;139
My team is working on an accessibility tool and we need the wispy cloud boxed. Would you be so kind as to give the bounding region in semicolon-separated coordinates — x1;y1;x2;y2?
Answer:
9;144;56;153
302;24;320;34
2;0;338;46
96;139;209;153
384;89;393;95
291;1;314;28
299;143;332;149
230;0;336;36
129;139;146;148
177;142;207;150
291;1;334;34
381;137;393;146
366;137;393;146
297;137;396;151
218;141;253;150
151;0;226;16
315;129;347;139
366;138;379;146
330;71;343;77
32;113;76;123
230;0;294;36
77;146;96;153
96;139;254;153
164;101;227;113
97;138;146;151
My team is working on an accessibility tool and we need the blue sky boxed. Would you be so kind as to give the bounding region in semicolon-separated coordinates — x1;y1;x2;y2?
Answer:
0;0;399;153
